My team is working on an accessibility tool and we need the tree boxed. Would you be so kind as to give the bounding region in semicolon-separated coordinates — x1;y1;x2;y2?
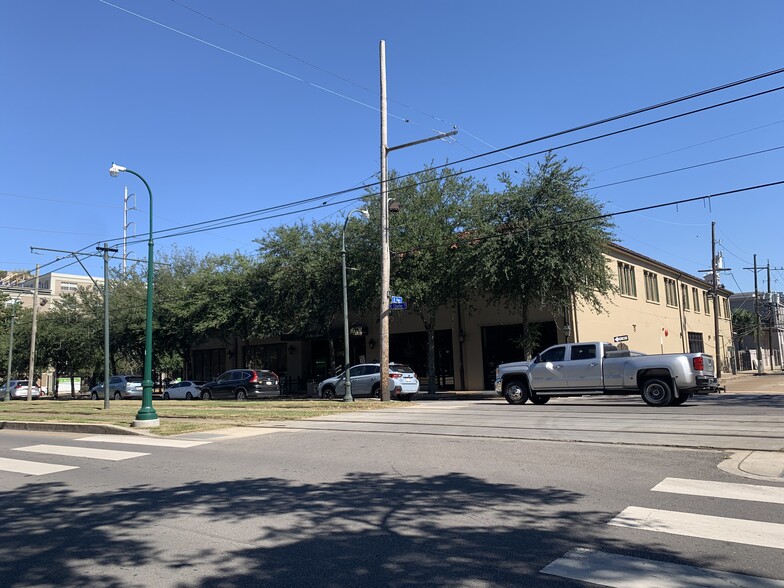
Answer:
387;166;487;392
473;153;615;357
732;308;756;349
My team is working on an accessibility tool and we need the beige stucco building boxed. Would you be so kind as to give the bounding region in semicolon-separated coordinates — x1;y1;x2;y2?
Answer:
191;243;734;391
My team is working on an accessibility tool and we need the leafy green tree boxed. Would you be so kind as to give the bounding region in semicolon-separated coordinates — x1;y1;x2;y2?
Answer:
257;222;344;373
473;153;615;357
732;308;756;349
387;166;487;392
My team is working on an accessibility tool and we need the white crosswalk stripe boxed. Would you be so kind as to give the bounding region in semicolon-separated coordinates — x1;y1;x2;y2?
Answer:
12;444;149;461
0;456;79;476
1;435;210;477
543;476;784;586
542;548;784;587
75;434;211;448
652;477;784;504
608;506;784;550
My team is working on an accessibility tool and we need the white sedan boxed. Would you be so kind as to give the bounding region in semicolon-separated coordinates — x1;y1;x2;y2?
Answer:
162;380;205;400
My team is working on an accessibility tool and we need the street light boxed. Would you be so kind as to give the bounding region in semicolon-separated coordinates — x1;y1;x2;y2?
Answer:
109;163;160;427
341;208;370;402
3;295;22;402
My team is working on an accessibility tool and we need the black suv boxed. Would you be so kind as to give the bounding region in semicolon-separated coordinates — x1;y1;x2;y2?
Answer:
200;369;280;400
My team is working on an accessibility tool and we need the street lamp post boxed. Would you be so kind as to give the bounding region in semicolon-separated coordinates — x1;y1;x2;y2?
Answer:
341;208;370;402
109;163;160;427
3;295;22;402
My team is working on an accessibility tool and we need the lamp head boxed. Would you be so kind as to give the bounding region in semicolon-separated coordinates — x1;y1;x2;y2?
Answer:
358;209;370;220
109;163;126;177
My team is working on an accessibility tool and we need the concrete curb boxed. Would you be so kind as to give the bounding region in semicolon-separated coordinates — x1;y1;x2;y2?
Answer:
0;421;147;436
719;450;784;482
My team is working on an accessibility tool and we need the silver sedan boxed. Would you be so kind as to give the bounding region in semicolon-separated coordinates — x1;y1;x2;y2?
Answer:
163;380;205;400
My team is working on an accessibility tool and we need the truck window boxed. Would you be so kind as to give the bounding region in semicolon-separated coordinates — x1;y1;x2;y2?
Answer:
570;345;596;361
540;346;566;362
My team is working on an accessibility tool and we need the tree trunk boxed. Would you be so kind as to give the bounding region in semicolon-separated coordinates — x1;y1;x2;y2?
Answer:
69;365;75;399
426;319;437;394
52;367;59;399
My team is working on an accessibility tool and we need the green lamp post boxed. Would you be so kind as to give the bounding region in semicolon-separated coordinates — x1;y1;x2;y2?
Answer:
109;163;160;427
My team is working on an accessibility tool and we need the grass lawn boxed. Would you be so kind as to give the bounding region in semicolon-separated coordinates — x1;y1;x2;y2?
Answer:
0;397;402;436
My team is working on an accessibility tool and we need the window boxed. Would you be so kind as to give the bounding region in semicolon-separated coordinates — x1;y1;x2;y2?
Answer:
540;346;566;362
618;262;637;297
692;288;700;313
61;282;79;292
570;345;596;361
723;298;730;318
664;278;678;307
681;284;690;311
687;332;704;353
703;292;711;315
644;271;659;303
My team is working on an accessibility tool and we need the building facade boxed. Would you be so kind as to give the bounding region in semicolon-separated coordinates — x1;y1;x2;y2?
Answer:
191;243;735;391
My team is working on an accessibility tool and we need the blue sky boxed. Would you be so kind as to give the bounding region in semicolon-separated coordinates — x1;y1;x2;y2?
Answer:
2;0;783;294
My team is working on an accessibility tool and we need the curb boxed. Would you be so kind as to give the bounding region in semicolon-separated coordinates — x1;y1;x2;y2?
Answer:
0;421;148;436
718;450;784;482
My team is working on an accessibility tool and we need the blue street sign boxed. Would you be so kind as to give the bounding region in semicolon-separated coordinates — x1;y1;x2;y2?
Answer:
390;296;403;304
390;302;407;310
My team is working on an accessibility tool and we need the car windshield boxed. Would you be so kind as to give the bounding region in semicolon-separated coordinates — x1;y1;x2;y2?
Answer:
390;364;414;373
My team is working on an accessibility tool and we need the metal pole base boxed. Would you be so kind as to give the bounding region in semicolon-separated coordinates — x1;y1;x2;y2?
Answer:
131;418;161;428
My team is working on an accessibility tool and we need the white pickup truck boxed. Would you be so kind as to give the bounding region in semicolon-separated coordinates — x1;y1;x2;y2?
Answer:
494;342;721;407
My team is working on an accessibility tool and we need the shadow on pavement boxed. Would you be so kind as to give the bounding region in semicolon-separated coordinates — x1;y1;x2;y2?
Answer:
0;471;711;587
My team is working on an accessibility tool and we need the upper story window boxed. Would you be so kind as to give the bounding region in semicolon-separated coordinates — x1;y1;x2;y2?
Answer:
681;284;690;311
722;297;730;318
618;262;637;298
643;271;659;303
692;288;700;313
60;282;79;292
664;278;678;307
703;292;711;315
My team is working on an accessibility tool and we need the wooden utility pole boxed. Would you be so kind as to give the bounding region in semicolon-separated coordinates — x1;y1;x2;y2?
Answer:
379;40;390;402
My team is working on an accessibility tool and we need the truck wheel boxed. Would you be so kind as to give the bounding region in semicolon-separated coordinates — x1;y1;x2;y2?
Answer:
670;393;691;406
504;380;529;405
530;395;550;405
642;378;673;407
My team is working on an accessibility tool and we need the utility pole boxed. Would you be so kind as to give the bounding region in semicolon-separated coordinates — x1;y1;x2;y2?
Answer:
27;264;40;401
97;243;118;409
378;40;458;401
123;186;136;273
767;260;773;370
699;222;730;377
711;222;722;377
753;255;763;374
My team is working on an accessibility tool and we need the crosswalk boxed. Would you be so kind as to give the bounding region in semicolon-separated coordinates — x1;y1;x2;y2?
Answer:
0;434;211;476
542;476;784;586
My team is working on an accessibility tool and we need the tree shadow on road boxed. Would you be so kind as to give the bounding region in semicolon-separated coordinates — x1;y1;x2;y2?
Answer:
0;471;705;587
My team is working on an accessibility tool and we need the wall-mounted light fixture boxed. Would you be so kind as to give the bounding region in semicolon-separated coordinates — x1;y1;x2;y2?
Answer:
368;338;376;350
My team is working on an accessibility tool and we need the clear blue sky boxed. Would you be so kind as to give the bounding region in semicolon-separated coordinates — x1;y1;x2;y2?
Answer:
2;1;782;294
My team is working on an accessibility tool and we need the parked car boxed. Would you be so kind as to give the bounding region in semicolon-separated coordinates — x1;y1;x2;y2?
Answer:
318;363;419;400
200;370;280;400
163;380;205;400
0;380;42;399
89;375;143;400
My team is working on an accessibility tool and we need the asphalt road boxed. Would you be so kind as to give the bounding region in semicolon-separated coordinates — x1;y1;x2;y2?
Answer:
1;389;783;587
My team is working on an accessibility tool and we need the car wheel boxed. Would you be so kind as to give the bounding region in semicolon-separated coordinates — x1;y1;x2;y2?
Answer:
321;386;335;399
642;378;673;407
530;395;550;405
113;391;122;400
504;380;529;405
186;392;193;400
163;392;170;400
371;385;381;398
236;389;248;401
90;392;98;400
201;389;212;400
670;393;691;406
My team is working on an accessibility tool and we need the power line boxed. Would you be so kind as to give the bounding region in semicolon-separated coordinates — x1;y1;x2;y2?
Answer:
17;67;784;275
